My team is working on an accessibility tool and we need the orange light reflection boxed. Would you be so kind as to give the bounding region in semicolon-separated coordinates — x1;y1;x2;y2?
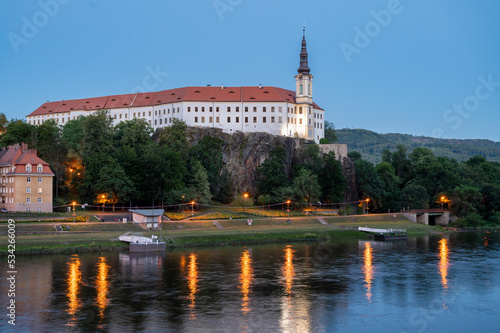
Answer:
439;238;449;290
282;245;295;296
363;242;374;303
239;249;253;314
96;257;110;318
67;256;82;325
187;253;198;319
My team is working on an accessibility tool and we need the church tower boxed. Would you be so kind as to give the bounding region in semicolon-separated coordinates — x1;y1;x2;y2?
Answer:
295;27;314;140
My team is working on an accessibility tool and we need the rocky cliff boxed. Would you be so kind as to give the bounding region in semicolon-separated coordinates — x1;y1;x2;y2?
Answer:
186;127;357;200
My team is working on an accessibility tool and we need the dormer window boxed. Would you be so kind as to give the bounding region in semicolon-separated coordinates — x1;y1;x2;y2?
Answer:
37;164;43;173
26;164;32;172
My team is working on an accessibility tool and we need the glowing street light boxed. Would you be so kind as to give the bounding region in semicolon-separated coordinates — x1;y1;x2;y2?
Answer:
286;200;291;219
243;193;249;212
102;194;105;213
191;201;195;217
72;201;76;223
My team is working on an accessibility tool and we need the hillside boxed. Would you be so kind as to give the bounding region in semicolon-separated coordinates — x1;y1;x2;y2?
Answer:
336;128;500;164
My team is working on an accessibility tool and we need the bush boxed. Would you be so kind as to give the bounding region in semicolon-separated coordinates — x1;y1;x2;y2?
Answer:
339;205;354;216
464;213;487;227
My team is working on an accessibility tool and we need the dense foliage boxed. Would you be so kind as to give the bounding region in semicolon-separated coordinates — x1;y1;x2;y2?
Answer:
352;146;500;227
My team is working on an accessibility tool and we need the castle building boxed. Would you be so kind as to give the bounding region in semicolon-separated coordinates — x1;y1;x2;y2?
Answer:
26;31;325;142
0;143;54;212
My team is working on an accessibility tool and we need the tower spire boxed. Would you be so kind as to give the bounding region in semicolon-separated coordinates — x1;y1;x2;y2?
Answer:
298;26;311;75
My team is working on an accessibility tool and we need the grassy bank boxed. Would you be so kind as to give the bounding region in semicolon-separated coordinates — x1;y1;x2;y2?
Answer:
1;214;446;255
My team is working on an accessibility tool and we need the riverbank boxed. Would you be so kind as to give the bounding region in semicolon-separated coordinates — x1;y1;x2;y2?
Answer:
1;214;447;255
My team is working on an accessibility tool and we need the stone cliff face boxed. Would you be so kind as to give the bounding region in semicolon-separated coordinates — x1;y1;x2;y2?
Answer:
186;128;357;200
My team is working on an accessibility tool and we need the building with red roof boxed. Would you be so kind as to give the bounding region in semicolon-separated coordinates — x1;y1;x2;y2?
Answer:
26;31;325;142
0;143;54;212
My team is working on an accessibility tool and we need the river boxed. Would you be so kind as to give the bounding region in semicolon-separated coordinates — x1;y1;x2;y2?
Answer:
1;232;499;332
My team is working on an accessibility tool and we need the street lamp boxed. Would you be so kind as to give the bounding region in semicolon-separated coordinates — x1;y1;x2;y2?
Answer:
365;198;370;214
102;194;105;213
243;193;249;212
72;201;76;223
191;201;195;217
286;200;291;219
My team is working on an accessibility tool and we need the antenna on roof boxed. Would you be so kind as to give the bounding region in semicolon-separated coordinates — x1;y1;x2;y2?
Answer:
303;21;306;37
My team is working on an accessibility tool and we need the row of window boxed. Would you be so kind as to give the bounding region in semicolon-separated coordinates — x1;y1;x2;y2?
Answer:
27;177;43;183
26;198;43;203
25;165;43;173
193;116;286;124
26;187;43;194
154;108;180;116
188;106;284;113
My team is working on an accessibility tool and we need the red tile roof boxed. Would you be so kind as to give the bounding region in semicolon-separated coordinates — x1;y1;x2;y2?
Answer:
28;86;324;116
0;143;54;176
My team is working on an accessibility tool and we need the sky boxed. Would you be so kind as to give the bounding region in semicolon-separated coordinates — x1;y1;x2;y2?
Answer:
1;0;500;141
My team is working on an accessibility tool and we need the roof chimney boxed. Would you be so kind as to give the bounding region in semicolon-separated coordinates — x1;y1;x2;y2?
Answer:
259;84;263;89
221;84;224;89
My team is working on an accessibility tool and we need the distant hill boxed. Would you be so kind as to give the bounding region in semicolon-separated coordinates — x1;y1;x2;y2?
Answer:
336;128;500;164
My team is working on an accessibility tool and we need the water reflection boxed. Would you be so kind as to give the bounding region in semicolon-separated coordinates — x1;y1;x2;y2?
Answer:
239;248;253;314
187;253;198;319
66;256;82;325
363;242;374;303
96;256;110;318
439;238;449;290
283;245;295;295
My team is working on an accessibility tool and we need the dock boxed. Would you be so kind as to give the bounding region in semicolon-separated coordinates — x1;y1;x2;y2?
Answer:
118;232;166;252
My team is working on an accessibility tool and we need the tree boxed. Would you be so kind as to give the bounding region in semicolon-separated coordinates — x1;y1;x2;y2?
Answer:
400;183;429;209
0;113;8;133
348;151;362;161
293;144;323;177
292;168;321;205
189;136;224;198
0;119;34;147
319;151;346;203
256;146;288;196
155;119;190;159
33;120;67;198
391;144;411;180
450;185;483;217
188;160;212;204
216;171;234;204
354;159;385;211
323;121;338;143
375;161;401;211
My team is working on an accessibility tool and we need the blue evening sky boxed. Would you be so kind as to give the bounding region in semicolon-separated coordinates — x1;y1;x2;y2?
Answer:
1;0;499;141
